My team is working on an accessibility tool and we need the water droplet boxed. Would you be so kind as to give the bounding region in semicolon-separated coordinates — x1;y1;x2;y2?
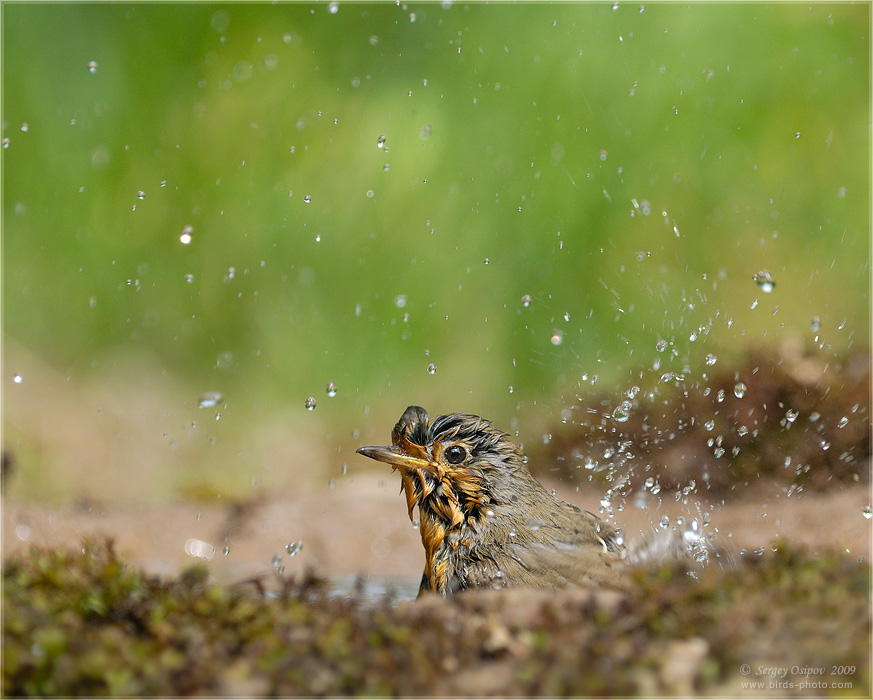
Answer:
426;363;437;375
328;0;339;13
12;373;23;384
88;60;98;73
490;570;507;589
612;401;632;423
656;339;668;353
810;316;821;332
184;538;216;560
705;353;717;366
753;270;775;292
198;391;223;409
863;505;872;520
305;397;317;410
136;190;145;200
377;134;386;149
326;382;337;397
659;515;670;529
784;409;798;424
550;330;563;346
704;420;715;431
303;195;311;203
286;541;304;557
394;294;408;308
521;294;532;308
184;274;194;284
180;225;193;244
733;382;747;399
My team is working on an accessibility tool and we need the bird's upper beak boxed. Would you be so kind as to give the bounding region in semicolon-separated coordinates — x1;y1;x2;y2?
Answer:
356;445;430;471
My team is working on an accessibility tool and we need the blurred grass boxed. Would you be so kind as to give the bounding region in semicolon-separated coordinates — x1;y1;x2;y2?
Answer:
2;3;869;501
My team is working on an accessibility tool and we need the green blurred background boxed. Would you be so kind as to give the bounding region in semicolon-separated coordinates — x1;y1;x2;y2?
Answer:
2;3;869;503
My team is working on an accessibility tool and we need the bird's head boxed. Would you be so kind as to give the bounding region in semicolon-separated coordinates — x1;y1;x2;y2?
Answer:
356;405;526;528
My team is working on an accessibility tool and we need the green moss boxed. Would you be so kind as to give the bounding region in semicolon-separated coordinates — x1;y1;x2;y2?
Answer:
3;538;870;696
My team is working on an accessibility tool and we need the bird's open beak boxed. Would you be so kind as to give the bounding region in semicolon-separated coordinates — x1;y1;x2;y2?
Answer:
356;445;429;471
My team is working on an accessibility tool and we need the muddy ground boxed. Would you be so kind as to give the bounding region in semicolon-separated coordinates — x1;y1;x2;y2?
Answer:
3;476;870;597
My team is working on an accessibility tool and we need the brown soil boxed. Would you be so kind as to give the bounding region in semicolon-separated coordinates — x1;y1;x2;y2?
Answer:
4;476;870;596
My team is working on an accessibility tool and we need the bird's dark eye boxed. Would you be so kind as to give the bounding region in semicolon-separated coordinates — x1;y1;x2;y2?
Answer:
444;445;467;465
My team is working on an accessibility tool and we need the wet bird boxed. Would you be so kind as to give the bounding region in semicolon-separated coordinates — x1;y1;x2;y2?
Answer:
357;406;630;596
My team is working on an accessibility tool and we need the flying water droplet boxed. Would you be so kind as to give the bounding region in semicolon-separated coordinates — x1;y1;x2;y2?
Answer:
426;363;437;375
810;316;821;332
753;270;775;292
656;339;668;353
733;382;747;399
88;60;98;73
394;294;408;308
198;391;223;409
286;541;303;557
184;539;216;560
521;294;532;307
376;134;386;149
705;353;717;366
490;570;507;589
550;330;563;346
863;505;872;520
837;416;849;429
12;373;23;384
179;225;193;245
326;382;337;397
304;396;317;410
612;401;632;423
